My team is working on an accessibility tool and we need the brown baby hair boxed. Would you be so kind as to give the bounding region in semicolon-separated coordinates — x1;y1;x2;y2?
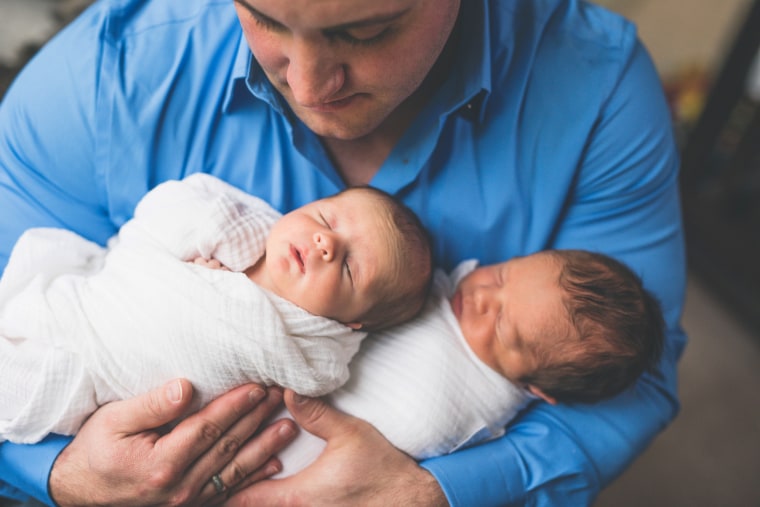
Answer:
337;186;433;332
519;249;665;404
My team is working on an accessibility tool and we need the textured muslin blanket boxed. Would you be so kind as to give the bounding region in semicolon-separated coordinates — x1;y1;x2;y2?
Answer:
0;174;361;443
274;262;532;476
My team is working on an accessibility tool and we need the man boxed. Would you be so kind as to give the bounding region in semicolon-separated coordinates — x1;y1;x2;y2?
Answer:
0;0;686;505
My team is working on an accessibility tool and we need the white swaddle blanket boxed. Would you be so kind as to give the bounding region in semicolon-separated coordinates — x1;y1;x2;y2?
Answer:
274;262;532;476
0;174;361;443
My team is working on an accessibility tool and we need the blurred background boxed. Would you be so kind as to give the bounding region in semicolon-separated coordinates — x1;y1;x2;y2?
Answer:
1;0;759;506
593;1;760;505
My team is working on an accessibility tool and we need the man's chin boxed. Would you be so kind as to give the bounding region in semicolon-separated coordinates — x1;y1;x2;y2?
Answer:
299;117;378;141
290;104;385;141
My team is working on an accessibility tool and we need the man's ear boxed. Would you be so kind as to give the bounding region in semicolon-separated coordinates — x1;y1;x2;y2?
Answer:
527;385;557;405
346;322;363;330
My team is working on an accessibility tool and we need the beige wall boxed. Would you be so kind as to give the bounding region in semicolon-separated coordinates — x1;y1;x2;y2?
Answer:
594;0;753;78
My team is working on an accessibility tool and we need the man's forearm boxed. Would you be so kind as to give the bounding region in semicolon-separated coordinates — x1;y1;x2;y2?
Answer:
421;333;683;507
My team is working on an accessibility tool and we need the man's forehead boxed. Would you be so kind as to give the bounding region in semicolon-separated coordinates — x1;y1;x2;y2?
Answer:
239;0;416;28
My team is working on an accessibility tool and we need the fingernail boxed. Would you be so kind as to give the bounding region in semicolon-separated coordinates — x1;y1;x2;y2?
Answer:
292;393;307;405
166;379;183;403
265;462;281;475
249;387;265;404
279;423;295;439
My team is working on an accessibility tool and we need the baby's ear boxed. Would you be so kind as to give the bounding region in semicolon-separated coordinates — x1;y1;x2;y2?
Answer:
527;385;557;405
345;322;363;330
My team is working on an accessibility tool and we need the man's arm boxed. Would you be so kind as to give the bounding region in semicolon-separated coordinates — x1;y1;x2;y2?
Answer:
0;8;290;505
0;3;114;273
422;362;683;505
0;6;106;502
424;32;687;506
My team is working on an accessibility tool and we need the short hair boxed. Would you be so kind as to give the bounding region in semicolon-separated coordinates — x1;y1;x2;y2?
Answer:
338;186;433;332
519;249;665;404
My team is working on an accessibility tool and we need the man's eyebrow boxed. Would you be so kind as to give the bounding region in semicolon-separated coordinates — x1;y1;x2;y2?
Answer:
234;0;409;31
234;0;278;24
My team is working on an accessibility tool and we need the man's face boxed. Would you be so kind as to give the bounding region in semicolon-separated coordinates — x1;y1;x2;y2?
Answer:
450;253;576;383
263;189;397;327
234;0;460;140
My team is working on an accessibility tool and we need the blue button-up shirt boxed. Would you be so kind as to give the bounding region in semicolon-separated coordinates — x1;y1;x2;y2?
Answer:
0;0;686;505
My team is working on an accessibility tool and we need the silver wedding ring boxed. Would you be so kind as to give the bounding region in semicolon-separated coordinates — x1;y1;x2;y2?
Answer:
211;473;227;493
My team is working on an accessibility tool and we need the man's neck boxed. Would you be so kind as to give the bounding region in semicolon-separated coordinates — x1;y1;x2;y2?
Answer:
321;106;416;186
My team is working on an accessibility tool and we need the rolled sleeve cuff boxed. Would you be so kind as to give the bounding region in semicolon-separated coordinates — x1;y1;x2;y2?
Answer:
0;434;72;506
421;438;520;507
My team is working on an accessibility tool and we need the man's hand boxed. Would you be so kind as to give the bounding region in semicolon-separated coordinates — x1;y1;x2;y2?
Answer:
49;379;297;507
225;389;449;507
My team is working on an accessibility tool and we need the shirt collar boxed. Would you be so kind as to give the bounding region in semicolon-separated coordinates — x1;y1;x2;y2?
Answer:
223;0;493;122
222;34;250;113
223;33;287;114
443;0;492;123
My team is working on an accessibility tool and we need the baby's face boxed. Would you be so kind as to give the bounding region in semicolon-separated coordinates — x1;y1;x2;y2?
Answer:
450;252;574;382
264;189;396;327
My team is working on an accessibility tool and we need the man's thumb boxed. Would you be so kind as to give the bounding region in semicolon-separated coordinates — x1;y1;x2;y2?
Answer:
283;389;350;440
109;378;194;434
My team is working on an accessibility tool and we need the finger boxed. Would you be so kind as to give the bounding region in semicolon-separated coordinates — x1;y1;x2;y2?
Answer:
191;387;283;480
231;456;284;492
104;378;195;435
185;388;291;503
223;418;296;490
155;383;268;471
224;466;296;507
284;389;356;441
199;453;284;501
220;416;300;507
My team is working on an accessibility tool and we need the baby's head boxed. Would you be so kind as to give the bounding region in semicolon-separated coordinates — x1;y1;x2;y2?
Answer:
261;186;432;331
520;249;665;403
451;249;664;404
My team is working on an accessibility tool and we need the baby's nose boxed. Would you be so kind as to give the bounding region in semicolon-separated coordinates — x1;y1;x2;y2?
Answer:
474;286;496;313
314;232;335;261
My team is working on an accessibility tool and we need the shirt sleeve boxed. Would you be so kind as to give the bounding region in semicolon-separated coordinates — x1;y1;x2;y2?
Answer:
0;5;107;503
422;36;687;507
0;435;70;505
0;3;115;275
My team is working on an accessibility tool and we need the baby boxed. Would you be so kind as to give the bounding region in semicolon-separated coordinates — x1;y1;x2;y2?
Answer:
0;173;432;443
274;248;665;475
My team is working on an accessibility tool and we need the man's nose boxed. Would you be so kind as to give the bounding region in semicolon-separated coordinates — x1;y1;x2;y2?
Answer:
314;231;337;262
285;38;345;106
